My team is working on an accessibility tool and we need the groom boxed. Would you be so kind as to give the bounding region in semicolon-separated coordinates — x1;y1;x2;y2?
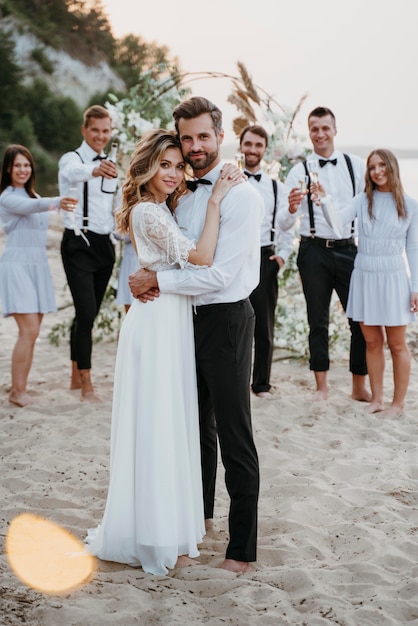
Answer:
129;96;263;572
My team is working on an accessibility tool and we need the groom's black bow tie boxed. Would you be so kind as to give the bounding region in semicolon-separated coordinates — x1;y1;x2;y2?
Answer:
93;154;106;161
244;171;262;181
186;178;212;192
319;158;337;167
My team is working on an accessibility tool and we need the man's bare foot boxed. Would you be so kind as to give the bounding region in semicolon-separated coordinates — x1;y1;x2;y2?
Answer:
9;391;36;407
366;401;385;414
312;388;328;401
174;556;199;568
218;559;251;573
351;375;371;402
376;405;404;419
79;369;101;403
351;389;372;402
70;361;82;390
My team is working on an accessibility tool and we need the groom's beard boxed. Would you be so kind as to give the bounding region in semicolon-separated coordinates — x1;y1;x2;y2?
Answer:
184;149;218;172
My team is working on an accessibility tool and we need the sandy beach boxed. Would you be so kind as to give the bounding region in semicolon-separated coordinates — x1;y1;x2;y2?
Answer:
1;218;418;626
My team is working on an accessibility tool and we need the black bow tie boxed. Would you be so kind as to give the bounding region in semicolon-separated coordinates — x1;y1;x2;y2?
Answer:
244;171;261;181
319;158;337;168
186;178;212;192
93;154;106;161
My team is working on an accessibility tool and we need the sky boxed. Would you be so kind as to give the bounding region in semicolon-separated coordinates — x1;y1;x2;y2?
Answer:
101;0;418;153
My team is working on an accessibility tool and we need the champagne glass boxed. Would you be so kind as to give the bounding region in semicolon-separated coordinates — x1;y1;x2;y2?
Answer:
298;175;309;193
235;153;245;170
307;160;321;205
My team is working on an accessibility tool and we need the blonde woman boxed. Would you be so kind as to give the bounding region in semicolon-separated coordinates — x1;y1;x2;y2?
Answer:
86;129;242;575
320;149;418;417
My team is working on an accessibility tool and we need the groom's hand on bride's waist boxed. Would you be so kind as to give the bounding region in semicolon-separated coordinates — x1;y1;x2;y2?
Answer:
129;269;160;302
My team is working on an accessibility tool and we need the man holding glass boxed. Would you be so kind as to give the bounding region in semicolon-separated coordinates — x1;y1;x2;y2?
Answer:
278;106;370;402
59;105;118;402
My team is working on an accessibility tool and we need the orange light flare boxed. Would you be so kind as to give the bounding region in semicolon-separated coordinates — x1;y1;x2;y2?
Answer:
5;513;96;594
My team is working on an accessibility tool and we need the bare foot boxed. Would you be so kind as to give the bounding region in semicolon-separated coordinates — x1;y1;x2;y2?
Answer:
254;391;274;399
81;389;102;403
312;388;328;401
70;361;82;390
9;391;36;407
205;518;214;531
218;559;251;573
174;556;199;568
376;405;404;419
351;389;372;402
366;401;385;414
79;369;101;403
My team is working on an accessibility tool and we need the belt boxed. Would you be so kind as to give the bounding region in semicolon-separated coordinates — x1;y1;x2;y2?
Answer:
195;298;248;313
300;235;355;248
261;245;275;255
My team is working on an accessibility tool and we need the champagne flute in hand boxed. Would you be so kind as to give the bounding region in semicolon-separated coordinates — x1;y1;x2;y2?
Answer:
307;160;321;205
235;153;245;170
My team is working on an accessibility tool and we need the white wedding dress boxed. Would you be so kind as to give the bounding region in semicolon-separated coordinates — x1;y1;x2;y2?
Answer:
86;201;205;575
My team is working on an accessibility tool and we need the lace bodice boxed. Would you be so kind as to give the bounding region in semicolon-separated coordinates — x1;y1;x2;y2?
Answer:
131;201;195;271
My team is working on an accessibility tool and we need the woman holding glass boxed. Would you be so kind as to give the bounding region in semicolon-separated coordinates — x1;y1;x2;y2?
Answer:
0;144;76;406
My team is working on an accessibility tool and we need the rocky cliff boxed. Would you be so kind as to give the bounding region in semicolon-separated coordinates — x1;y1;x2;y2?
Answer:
1;15;125;106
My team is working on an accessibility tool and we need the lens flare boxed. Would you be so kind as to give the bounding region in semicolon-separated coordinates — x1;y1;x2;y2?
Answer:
6;513;95;594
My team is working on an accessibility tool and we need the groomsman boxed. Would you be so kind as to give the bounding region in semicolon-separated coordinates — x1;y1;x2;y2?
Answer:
278;106;370;401
239;125;295;397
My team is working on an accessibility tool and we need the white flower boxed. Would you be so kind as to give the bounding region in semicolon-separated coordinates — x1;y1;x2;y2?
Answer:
287;142;305;159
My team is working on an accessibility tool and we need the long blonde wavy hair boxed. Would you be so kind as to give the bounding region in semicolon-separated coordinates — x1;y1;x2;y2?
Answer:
365;149;406;220
116;129;187;235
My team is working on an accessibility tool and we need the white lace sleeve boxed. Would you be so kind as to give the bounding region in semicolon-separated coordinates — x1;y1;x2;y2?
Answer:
134;202;195;268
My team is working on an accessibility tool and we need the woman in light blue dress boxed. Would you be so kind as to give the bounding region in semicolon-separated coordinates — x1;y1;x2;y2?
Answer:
320;149;418;418
0;145;76;407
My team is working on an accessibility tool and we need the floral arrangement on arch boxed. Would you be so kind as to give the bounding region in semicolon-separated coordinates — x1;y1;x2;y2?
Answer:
227;62;310;181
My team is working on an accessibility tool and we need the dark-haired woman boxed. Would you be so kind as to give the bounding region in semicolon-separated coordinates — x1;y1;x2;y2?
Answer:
0;144;76;406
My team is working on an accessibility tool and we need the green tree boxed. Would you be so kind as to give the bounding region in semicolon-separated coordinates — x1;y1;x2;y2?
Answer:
0;31;23;130
113;34;175;89
23;79;82;152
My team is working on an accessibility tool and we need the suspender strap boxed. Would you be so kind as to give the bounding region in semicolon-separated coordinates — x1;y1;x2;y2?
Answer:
74;150;89;233
343;153;356;235
303;160;316;237
271;178;278;244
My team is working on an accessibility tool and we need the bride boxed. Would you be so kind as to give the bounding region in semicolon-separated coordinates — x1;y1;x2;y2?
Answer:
85;129;243;575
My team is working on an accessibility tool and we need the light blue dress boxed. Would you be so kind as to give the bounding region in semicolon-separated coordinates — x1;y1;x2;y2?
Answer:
116;239;138;306
0;186;60;317
342;191;418;326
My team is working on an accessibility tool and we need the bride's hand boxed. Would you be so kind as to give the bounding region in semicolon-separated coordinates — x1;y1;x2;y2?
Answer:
211;164;244;201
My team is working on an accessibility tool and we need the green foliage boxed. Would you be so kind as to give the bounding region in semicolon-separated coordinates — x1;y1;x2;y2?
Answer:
0;31;23;130
113;34;173;89
31;46;54;74
9;114;36;149
22;79;82;152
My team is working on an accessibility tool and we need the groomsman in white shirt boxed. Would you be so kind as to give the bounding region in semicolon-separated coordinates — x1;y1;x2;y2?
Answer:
129;97;263;573
278;106;370;402
239;125;295;398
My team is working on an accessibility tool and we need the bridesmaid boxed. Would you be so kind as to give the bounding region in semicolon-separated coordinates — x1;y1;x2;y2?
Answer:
0;144;76;406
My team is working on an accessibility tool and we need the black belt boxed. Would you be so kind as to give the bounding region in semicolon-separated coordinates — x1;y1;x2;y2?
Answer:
261;245;275;255
300;235;355;249
195;298;248;313
64;228;111;239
